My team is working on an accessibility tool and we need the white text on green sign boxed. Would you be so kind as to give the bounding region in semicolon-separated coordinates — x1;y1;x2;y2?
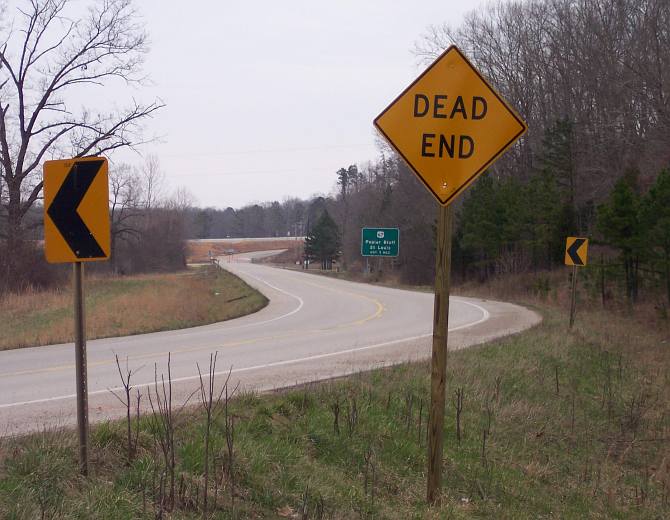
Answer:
361;228;399;257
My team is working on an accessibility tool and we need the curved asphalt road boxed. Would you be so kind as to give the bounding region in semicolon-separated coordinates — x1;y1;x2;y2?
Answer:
0;252;540;436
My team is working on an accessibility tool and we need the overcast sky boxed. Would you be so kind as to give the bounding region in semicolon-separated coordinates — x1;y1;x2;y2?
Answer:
130;1;485;209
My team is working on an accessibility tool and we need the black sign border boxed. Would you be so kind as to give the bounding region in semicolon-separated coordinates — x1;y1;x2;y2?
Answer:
373;45;528;206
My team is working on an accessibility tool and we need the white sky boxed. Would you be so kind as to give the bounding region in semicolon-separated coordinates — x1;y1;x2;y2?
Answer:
126;1;485;208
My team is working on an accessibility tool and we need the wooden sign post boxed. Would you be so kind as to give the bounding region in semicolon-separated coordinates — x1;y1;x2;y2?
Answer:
374;46;527;502
426;205;453;500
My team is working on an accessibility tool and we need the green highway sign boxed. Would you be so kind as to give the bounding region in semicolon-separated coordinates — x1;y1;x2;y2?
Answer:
361;228;399;257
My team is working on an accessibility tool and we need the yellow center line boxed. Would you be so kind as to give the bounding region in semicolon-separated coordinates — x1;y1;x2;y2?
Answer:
2;278;386;379
299;279;385;328
0;330;308;379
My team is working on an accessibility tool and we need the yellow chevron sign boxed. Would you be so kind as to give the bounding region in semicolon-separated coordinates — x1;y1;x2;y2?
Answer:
565;237;588;267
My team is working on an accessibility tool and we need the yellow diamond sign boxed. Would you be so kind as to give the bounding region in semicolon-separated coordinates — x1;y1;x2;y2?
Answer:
374;45;527;206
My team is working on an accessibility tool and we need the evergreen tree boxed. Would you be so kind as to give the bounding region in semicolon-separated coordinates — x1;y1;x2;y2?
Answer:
641;169;670;304
304;210;341;270
459;175;505;278
336;168;349;200
336;167;350;269
524;169;565;268
597;173;644;303
347;164;360;193
194;209;213;239
538;118;578;236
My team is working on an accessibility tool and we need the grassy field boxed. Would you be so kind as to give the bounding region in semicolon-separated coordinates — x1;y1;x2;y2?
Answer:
0;299;668;518
187;239;303;264
0;265;268;350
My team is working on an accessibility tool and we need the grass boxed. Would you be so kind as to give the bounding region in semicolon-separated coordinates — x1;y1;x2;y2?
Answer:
0;265;268;350
0;299;668;518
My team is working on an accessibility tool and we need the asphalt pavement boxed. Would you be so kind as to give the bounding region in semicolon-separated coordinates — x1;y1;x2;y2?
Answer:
0;252;540;436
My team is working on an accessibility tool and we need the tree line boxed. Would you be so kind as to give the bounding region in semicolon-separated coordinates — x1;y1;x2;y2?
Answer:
184;198;310;240
301;0;670;305
107;157;191;276
420;0;670;305
2;0;669;306
196;0;670;304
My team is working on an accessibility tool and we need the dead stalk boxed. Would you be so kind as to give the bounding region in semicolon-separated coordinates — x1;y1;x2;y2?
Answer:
110;355;139;463
331;397;340;435
147;354;178;512
417;398;424;446
224;379;239;514
454;387;464;445
197;353;234;518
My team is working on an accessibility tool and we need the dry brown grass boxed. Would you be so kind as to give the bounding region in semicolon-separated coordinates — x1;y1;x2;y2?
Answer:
0;285;70;315
0;266;267;350
186;239;303;263
254;246;304;265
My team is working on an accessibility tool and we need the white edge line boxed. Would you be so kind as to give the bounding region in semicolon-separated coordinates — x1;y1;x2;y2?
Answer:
221;269;305;329
0;300;491;410
449;298;490;331
0;333;430;409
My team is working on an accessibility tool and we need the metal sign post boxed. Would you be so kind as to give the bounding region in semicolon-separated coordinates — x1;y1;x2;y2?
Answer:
73;261;89;476
44;157;110;477
569;265;578;329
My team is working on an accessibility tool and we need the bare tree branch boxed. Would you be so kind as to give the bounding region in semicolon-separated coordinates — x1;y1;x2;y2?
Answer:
0;0;163;248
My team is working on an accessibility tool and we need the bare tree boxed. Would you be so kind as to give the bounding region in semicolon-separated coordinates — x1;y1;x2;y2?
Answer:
170;185;196;212
414;0;670;195
0;165;5;236
141;154;165;211
109;163;143;271
0;0;164;250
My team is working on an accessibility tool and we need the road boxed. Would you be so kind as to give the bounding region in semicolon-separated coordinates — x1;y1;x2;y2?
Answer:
0;252;540;436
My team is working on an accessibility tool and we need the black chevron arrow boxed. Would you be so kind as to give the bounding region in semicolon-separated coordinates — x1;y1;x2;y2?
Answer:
567;238;586;266
47;160;105;259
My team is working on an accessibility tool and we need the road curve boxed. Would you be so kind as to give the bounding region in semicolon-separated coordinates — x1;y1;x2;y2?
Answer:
0;252;540;436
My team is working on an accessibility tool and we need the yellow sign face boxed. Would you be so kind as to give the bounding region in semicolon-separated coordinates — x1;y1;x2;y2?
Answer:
374;46;527;206
44;157;110;263
565;237;588;267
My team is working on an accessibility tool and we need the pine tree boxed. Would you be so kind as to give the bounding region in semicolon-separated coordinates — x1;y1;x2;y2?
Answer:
597;173;643;303
459;175;505;278
524;169;565;268
641;169;670;304
304;210;341;270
